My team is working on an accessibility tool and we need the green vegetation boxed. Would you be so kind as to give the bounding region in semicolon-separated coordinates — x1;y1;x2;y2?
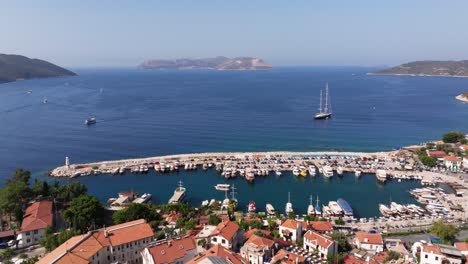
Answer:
416;147;437;167
208;214;222;225
385;251;401;261
442;131;465;143
429;220;459;245
327;253;347;264
41;226;79;252
62;194;104;232
238;220;263;231
112;203;160;225
329;231;352;252
334;218;345;225
287;211;296;219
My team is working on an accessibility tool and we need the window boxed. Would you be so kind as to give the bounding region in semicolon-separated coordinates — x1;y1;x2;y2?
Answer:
222;239;226;244
33;230;38;234
108;256;110;260
213;238;217;242
435;256;438;260
26;232;30;236
425;254;428;259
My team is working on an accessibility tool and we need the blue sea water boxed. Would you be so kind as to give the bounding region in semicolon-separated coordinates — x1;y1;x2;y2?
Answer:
0;67;467;217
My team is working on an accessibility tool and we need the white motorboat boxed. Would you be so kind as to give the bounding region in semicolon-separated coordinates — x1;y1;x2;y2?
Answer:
376;169;387;182
337;166;344;175
275;167;282;176
266;204;276;215
355;170;362;177
214;184;231;191
322;166;333;177
308;165;316;176
292;166;300;176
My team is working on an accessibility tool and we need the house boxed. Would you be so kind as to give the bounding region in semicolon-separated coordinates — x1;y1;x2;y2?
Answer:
459;144;468;153
243;228;271;240
209;221;243;251
187;244;247;264
17;200;53;248
412;241;463;264
454;242;468;258
463;157;468;171
384;238;413;262
240;234;275;264
444;156;462;172
427;150;446;159
141;236;197;264
37;219;154;264
270;249;305;264
279;219;303;242
309;221;333;234
303;230;337;258
353;232;383;253
164;211;182;228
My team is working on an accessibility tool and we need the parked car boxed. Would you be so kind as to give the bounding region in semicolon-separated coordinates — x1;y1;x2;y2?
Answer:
7;240;16;247
0;242;8;249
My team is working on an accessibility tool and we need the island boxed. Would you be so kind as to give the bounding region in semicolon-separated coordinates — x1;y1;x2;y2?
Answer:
0;53;76;83
369;60;468;77
138;56;272;70
456;92;468;102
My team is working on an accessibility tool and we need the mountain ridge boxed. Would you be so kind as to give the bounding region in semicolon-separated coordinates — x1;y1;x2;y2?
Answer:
370;60;468;77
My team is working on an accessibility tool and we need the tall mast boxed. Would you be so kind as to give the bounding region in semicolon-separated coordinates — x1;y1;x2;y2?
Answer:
316;195;320;208
324;83;329;113
309;195;313;206
288;192;291;203
318;89;323;113
231;184;237;200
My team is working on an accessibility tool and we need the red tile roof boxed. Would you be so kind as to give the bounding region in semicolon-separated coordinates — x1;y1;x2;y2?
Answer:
304;230;334;249
444;156;461;162
146;236;196;264
280;219;302;230
37;219;154;264
455;242;468;252
422;244;441;254
309;221;333;232
210;221;239;241
244;234;274;249
354;232;383;245
427;150;446;158
343;254;377;264
21;201;53;232
187;245;246;264
271;249;305;264
244;228;271;240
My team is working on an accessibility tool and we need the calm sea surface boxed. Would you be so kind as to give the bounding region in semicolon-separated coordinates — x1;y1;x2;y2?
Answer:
0;67;467;217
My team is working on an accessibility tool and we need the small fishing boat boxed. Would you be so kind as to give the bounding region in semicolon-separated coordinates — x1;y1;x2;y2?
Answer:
85;117;96;125
248;201;256;213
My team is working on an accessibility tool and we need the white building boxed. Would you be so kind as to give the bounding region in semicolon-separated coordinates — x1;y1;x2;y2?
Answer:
353;232;383;253
412;242;463;264
197;221;243;251
240;234;274;264
303;230;337;258
38;219;154;264
444;156;462;173
279;219;304;242
17;201;53;248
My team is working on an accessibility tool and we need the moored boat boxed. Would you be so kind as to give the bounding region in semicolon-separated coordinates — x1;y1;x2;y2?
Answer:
214;184;230;191
248;201;256;213
266;204;276;215
337;198;353;216
322;166;333;177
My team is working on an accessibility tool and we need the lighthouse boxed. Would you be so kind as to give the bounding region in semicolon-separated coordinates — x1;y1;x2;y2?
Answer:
65;156;70;168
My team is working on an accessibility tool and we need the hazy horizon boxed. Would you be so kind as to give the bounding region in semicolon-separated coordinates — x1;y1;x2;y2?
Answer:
2;0;468;67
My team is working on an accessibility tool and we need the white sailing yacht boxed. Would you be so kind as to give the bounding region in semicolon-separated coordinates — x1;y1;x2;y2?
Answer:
285;192;294;215
314;83;332;119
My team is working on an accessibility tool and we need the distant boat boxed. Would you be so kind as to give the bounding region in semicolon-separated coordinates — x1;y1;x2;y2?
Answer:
27;90;32;94
43;97;48;104
314;83;332;119
85;117;97;125
307;195;315;215
285;192;294;215
248;201;256;213
214;184;230;191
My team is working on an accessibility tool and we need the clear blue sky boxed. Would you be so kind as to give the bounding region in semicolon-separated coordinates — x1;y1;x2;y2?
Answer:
1;0;467;67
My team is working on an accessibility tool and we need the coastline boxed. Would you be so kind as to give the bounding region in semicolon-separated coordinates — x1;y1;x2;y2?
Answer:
455;94;468;102
367;72;468;78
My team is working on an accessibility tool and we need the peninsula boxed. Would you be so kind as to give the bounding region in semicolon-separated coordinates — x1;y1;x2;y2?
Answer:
456;92;468;102
0;54;76;83
369;60;468;77
138;56;272;70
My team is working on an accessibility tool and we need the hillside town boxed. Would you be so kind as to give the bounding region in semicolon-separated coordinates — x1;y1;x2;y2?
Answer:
0;132;467;264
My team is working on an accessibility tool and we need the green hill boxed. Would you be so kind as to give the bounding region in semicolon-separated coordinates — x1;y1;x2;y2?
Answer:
370;60;468;77
0;54;76;83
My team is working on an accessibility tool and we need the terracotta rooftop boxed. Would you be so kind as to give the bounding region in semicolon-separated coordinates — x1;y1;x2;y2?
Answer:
309;221;333;232
21;201;53;232
244;228;271;240
422;243;441;255
427;150;446;158
244;234;274;249
280;219;302;230
187;244;246;264
354;232;383;245
37;219;154;264
343;254;377;264
304;230;334;249
146;236;196;264
271;249;305;264
444;156;461;162
210;221;239;241
455;242;468;252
